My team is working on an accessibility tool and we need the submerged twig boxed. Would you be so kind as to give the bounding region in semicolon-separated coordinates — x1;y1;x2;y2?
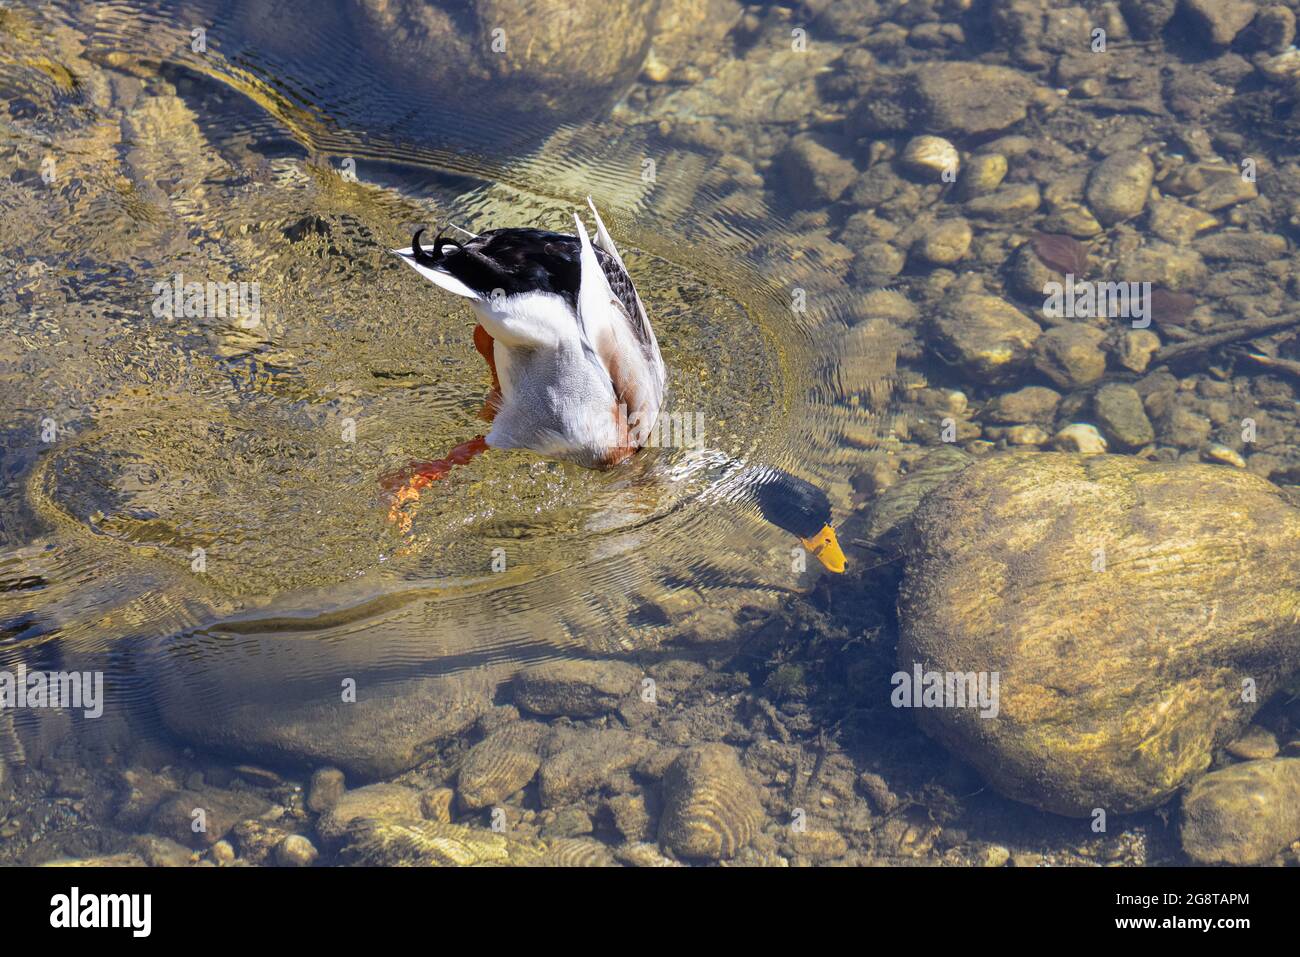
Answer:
1155;313;1300;363
1235;350;1300;380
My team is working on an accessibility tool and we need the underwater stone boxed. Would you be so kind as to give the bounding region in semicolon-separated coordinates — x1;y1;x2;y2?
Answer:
1003;425;1050;446
864;446;974;552
316;783;425;846
1225;726;1280;761
153;662;495;781
930;294;1042;383
1085;151;1154;225
1190;176;1258;212
538;837;618;867
916;218;972;265
457;722;545;810
1181;758;1300;864
852;241;907;286
132;835;195;868
1183;0;1259;46
1114;329;1161;373
1007;243;1063;302
1148;197;1219;244
790;824;849;862
897;453;1300;815
233;818;293;866
307;767;345;813
210;841;236;866
964;184;1041;222
513;660;641;718
852;63;1036;136
1092;383;1155;450
777;133;858;205
658;744;764;861
616;842;681;867
150;787;271;849
983;386;1063;425
899;135;960;180
340;817;546;866
537;728;656;807
421;788;455;823
351;0;659;118
1205;444;1248;469
1120;0;1178;38
855;288;919;325
1039;203;1103;238
956;153;1007;199
275;834;319;867
1194;232;1288;263
1052;423;1108;454
1254;4;1297;52
1032;323;1108;389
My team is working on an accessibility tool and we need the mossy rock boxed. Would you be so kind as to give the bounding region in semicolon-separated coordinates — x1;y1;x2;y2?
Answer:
897;452;1300;816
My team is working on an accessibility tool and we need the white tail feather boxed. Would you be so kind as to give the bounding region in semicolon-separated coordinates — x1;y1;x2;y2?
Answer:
585;197;628;272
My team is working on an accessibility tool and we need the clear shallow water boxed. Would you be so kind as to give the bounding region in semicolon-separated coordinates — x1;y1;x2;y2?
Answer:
0;2;889;759
13;0;1293;870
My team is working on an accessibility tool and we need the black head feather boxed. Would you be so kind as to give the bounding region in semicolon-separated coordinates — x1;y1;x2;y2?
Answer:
751;469;832;539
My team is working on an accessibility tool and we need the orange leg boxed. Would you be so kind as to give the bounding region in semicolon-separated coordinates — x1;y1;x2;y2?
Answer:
473;323;502;423
382;435;490;530
383;325;501;530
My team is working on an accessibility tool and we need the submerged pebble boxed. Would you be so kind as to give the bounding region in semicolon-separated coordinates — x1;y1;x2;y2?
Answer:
956;153;1007;198
1092;384;1155;450
307;767;345;813
1033;324;1108;390
916;219;972;265
1052;423;1108;455
1085;151;1154;225
316;784;424;846
899;135;959;180
930;294;1041;383
458;723;545;810
1181;759;1300;865
275;834;319;868
659;744;764;861
1226;726;1280;761
513;660;641;718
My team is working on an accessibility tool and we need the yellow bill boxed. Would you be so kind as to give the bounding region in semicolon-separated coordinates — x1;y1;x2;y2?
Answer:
801;524;846;573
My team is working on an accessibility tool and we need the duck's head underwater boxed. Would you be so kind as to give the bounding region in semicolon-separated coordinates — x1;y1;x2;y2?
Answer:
384;198;846;574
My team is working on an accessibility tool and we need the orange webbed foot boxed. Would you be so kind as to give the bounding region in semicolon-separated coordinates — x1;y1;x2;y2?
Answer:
380;436;491;531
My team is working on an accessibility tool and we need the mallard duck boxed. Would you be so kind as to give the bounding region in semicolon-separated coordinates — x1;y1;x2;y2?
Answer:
387;199;845;572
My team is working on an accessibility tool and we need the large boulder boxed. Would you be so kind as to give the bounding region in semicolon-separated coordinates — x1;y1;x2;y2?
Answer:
355;0;659;116
897;452;1300;816
244;0;661;122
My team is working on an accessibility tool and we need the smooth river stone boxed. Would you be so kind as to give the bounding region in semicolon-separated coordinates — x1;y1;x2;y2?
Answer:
897;452;1300;816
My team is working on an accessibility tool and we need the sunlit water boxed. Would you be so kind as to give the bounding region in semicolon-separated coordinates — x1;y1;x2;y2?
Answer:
0;2;896;757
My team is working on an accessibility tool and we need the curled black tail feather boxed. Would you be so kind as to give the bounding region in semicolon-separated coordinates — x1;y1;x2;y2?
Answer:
410;227;461;267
